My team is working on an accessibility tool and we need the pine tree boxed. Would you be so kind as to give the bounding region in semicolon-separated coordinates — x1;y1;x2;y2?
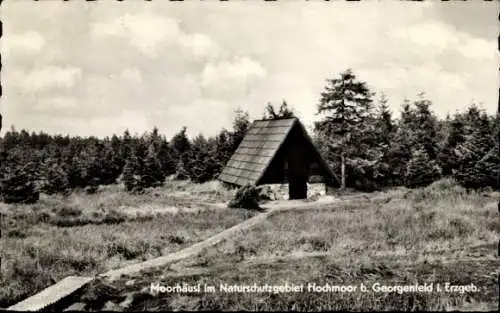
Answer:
186;134;219;183
122;154;143;193
40;157;70;195
157;137;175;177
315;69;374;189
438;112;466;176
387;94;440;186
405;145;441;188
413;92;440;160
170;127;192;180
453;106;498;189
170;127;191;158
369;93;397;186
0;160;40;204
230;109;250;153
214;128;233;173
375;92;394;145
141;143;165;187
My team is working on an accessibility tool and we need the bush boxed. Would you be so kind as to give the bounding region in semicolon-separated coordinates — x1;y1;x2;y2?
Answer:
56;206;83;218
228;184;262;211
102;210;127;225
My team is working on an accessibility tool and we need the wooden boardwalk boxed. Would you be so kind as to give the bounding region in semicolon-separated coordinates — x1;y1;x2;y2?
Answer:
7;197;355;311
6;276;94;312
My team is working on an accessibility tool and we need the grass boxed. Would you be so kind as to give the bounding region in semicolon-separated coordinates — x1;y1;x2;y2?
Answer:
0;180;252;308
75;178;499;311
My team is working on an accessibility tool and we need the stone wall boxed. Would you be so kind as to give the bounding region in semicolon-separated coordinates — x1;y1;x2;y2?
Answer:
258;183;326;200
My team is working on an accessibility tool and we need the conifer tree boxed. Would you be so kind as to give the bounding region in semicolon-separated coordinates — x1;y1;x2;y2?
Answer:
122;154;143;193
315;69;374;189
141;142;165;187
453;105;498;189
405;145;441;188
438;113;466;176
40;157;70;195
0;158;40;203
230;109;250;153
186;134;219;183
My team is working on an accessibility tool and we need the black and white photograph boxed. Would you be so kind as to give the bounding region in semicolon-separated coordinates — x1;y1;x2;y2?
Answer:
0;0;499;311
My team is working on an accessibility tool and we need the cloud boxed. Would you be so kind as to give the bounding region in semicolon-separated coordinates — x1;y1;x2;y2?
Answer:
120;68;142;83
160;98;234;138
52;110;152;137
34;97;78;112
92;12;223;61
199;56;267;99
390;21;459;51
180;33;223;61
2;2;496;138
92;13;182;58
389;19;495;63
1;31;45;57
457;37;495;60
88;110;150;136
19;66;82;93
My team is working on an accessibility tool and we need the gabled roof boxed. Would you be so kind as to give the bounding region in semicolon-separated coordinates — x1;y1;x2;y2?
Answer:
218;117;339;186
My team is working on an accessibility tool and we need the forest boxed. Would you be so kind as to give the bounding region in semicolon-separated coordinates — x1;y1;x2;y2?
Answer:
0;69;498;204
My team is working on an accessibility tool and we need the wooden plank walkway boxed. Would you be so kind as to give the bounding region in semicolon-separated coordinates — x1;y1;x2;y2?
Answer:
101;199;358;281
7;197;356;311
100;208;274;280
7;276;94;312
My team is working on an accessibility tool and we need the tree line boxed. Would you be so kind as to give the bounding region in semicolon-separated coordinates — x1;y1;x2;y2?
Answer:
314;69;498;191
0;69;498;203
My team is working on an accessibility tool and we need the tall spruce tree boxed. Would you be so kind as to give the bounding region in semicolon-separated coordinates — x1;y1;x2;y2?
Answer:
170;127;191;180
375;92;394;145
412;92;440;160
122;153;143;193
438;112;466;176
141;142;165;187
405;145;441;188
315;69;374;189
371;92;397;187
186;134;219;183
0;148;40;203
453;105;498;189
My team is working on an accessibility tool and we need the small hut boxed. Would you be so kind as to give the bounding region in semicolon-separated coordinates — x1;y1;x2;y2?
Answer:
218;118;339;199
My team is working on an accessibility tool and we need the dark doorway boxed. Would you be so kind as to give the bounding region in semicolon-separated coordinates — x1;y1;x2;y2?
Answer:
289;174;307;199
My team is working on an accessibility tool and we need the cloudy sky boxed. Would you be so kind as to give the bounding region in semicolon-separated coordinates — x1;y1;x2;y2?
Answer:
1;1;498;139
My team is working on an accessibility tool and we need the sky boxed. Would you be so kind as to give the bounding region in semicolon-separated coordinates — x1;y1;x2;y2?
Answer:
1;1;498;139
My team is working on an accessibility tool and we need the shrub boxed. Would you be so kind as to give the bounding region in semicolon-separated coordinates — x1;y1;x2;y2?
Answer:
102;210;127;225
228;184;262;211
6;228;27;239
56;206;83;218
50;216;92;227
